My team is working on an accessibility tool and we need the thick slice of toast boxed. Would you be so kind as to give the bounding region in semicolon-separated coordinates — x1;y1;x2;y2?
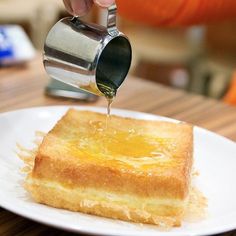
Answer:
26;109;193;226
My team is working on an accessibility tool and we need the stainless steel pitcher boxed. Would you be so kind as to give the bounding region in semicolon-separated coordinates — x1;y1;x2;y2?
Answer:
43;4;132;97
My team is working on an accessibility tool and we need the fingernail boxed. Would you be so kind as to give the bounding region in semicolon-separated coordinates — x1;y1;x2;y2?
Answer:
94;0;114;7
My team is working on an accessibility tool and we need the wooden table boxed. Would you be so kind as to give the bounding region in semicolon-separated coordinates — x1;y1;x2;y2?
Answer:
0;56;236;235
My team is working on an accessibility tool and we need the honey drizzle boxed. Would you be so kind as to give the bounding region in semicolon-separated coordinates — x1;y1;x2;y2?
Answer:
105;97;113;129
96;82;116;121
17;131;45;173
183;186;207;222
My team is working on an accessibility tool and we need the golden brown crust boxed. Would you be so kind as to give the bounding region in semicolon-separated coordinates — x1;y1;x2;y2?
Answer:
27;109;193;225
33;155;189;199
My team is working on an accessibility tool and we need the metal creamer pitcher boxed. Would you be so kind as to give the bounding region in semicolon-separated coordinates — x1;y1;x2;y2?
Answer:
43;4;132;98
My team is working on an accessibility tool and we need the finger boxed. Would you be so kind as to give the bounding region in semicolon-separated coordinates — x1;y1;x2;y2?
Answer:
94;0;115;8
63;0;93;16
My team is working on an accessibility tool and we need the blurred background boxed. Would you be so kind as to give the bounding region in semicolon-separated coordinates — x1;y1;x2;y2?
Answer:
1;0;236;104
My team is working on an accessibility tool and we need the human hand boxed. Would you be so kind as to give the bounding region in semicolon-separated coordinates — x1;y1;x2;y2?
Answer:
63;0;115;16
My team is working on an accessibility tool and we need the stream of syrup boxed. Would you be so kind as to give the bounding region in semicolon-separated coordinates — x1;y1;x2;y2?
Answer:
97;83;116;127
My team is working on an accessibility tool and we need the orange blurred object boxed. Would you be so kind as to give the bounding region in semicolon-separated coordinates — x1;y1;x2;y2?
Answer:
224;73;236;105
116;0;236;27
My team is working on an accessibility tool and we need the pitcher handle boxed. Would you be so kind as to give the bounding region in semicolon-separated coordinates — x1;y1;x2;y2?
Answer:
107;4;119;36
